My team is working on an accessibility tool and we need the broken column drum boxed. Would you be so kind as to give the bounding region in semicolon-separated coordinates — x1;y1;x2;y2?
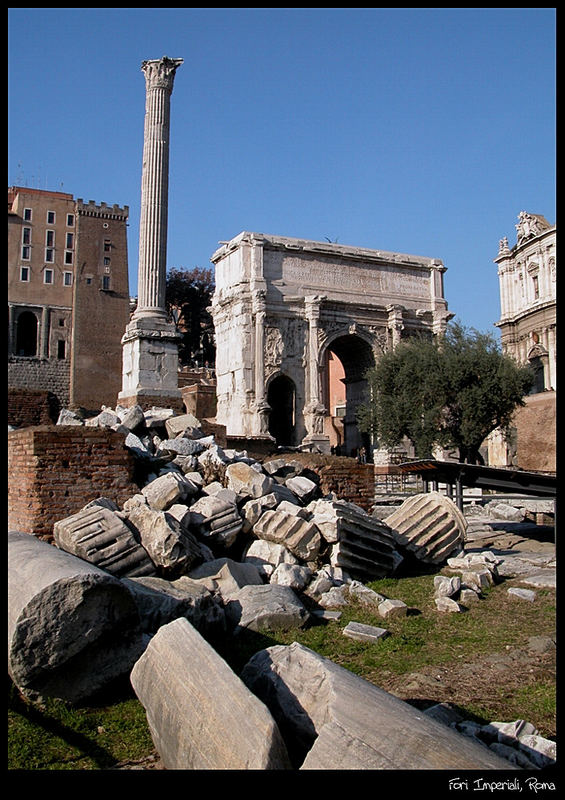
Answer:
119;56;184;411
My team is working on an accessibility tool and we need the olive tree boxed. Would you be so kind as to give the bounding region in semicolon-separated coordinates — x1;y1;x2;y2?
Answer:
357;322;534;463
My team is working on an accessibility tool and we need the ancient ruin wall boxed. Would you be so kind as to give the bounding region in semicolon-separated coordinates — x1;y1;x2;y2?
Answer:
263;453;376;512
7;387;60;428
8;426;140;540
513;392;556;473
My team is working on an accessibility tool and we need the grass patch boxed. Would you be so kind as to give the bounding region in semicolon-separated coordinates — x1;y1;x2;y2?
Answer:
8;569;556;769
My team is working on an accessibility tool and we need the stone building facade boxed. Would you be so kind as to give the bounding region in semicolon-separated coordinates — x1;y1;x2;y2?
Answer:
494;211;556;392
210;231;453;457
488;212;556;471
8;186;130;414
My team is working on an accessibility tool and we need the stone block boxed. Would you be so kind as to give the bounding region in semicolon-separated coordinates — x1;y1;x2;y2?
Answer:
242;538;298;578
226;584;311;634
188;557;263;601
270;563;312;590
125;502;204;578
8;531;144;704
241;642;516;770
377;598;408;618
141;471;196;510
252;509;322;562
343;621;390;642
225;461;274;500
130;618;291;769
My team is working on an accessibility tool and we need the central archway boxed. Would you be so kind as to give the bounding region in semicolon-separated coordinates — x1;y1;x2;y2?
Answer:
321;333;375;459
267;374;296;447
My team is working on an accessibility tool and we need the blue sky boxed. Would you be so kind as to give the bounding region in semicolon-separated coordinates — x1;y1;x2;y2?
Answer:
8;8;555;336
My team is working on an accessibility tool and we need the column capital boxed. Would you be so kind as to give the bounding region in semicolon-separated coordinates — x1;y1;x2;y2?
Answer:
142;57;183;92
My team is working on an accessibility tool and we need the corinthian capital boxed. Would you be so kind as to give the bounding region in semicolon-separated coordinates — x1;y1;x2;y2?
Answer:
142;56;183;92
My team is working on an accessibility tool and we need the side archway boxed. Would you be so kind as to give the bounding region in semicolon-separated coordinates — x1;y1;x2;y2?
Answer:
320;333;375;459
15;310;39;357
267;374;296;447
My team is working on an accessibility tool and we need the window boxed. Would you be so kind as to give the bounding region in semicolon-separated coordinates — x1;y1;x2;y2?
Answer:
66;214;74;227
59;318;65;327
104;240;111;252
22;227;31;245
63;271;73;286
23;208;32;221
532;276;539;300
46;230;55;247
45;248;54;262
64;251;73;265
57;340;66;359
85;276;93;285
21;246;30;260
44;269;54;284
20;266;30;282
102;275;111;290
47;210;55;224
103;257;111;266
65;232;74;249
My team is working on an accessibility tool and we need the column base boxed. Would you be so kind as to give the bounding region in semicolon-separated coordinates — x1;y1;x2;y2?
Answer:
117;389;185;415
300;434;331;454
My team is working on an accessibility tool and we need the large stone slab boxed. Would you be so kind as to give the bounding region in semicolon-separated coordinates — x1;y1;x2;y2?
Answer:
187;557;263;601
130;617;291;769
384;492;466;564
141;471;197;510
53;504;156;578
8;531;144;704
241;642;519;770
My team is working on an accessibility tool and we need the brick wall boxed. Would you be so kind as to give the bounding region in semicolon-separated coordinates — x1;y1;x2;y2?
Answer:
8;426;141;541
7;387;60;428
513;392;556;473
264;453;376;512
8;356;70;408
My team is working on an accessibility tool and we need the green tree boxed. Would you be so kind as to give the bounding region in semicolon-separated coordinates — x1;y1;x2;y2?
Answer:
165;267;215;367
357;322;534;463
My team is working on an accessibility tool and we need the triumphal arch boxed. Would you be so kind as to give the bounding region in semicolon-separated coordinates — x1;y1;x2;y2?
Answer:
210;232;453;456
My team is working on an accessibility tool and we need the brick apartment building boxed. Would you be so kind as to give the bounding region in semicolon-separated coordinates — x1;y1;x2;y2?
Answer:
8;186;131;415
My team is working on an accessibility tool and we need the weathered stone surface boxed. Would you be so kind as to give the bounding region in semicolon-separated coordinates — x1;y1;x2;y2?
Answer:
226;584;310;634
347;580;386;606
242;538;298;578
459;588;480;605
461;568;494;592
119;403;145;431
435;596;462;613
377;598;408;619
507;587;536;602
122;575;225;640
164;413;202;438
384;492;466;564
189;494;243;548
284;475;318;502
125;502;203;578
157;437;207;457
325;502;397;582
304;565;346;598
343;621;390;642
241;642;516;770
53;505;156;577
8;531;144;704
130;617;291;769
240;493;279;533
141;471;197;510
56;408;84;425
225;461;274;500
270;563;312;591
188;557;263;601
434;575;461;598
252;509;321;562
319;585;350;608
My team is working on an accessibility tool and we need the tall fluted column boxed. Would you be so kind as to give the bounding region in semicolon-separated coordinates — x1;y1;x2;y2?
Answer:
134;57;183;321
118;57;184;412
302;295;330;452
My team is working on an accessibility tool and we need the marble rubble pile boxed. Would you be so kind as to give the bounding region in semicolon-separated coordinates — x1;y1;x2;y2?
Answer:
7;404;555;770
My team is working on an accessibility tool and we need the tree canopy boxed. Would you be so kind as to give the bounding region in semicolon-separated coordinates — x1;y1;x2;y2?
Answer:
357;321;535;463
165;267;215;368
